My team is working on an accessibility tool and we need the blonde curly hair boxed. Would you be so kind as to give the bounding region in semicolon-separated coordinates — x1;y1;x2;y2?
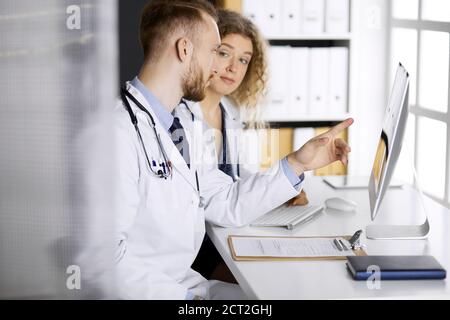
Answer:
217;9;268;128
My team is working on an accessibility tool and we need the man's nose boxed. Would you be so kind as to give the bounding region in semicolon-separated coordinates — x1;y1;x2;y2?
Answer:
210;60;219;76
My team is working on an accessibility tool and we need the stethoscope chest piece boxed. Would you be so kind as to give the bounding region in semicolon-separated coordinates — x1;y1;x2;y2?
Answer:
198;196;205;208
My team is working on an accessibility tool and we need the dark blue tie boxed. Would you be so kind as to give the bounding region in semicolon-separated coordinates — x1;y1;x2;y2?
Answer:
169;116;190;168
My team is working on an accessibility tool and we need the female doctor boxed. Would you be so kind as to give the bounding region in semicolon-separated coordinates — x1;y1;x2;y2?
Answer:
188;10;310;280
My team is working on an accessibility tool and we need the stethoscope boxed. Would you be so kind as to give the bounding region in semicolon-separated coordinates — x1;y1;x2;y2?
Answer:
120;87;203;206
120;87;172;179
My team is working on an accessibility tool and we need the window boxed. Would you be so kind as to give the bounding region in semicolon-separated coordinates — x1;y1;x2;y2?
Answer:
390;0;450;208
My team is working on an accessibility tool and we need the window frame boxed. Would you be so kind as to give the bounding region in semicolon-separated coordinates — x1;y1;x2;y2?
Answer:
388;0;450;208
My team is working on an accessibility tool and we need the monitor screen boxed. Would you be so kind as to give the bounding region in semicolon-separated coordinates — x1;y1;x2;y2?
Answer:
369;63;410;220
372;131;388;195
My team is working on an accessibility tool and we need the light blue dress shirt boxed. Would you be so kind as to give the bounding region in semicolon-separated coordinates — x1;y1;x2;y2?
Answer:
131;77;174;132
281;157;305;191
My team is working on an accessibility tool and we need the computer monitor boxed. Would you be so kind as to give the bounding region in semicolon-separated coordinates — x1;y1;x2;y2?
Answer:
366;63;430;240
369;63;410;221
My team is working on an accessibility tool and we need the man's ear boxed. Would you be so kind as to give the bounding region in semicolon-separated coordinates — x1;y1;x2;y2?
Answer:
175;37;193;62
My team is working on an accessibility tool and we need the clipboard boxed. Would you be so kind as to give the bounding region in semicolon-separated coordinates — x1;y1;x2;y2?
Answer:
228;235;367;261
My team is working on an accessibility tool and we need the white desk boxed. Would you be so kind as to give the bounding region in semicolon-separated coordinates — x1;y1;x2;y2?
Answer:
206;176;450;299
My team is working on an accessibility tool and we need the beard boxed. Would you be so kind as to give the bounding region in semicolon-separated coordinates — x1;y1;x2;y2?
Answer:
182;57;210;102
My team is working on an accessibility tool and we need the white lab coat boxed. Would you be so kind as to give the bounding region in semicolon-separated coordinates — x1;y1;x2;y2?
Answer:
111;82;299;299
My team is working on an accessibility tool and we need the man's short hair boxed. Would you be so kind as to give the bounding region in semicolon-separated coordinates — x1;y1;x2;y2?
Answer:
139;0;218;62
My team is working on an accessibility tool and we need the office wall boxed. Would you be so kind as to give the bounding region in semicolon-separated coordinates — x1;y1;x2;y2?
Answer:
119;0;148;86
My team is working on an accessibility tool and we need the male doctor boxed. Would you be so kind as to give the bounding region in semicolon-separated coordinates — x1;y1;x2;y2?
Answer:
114;0;353;299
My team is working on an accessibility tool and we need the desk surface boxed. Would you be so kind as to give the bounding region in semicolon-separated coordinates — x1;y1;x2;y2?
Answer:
206;176;450;299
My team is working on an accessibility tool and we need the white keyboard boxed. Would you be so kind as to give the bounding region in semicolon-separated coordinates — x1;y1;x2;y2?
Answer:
250;205;324;230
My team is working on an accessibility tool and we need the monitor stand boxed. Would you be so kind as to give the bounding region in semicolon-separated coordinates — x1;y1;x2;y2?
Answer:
366;144;430;240
366;219;429;240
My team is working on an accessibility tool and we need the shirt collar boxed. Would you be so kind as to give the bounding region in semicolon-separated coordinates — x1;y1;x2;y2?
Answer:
130;76;174;132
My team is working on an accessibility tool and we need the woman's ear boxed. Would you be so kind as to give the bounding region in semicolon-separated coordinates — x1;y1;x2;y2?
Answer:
175;37;193;62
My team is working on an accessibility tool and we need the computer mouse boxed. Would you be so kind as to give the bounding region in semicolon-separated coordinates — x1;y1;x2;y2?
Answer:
325;197;357;212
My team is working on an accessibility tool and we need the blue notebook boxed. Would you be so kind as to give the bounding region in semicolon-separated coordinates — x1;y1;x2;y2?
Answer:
346;255;446;280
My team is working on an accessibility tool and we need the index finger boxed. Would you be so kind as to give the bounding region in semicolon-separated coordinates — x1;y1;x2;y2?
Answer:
328;118;354;136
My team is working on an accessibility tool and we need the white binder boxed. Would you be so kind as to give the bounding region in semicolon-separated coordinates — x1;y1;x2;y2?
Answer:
265;46;291;120
293;128;316;178
281;0;303;37
290;47;310;116
260;0;282;38
293;127;315;178
325;0;350;33
309;48;330;115
242;0;264;33
302;0;325;34
329;47;348;114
